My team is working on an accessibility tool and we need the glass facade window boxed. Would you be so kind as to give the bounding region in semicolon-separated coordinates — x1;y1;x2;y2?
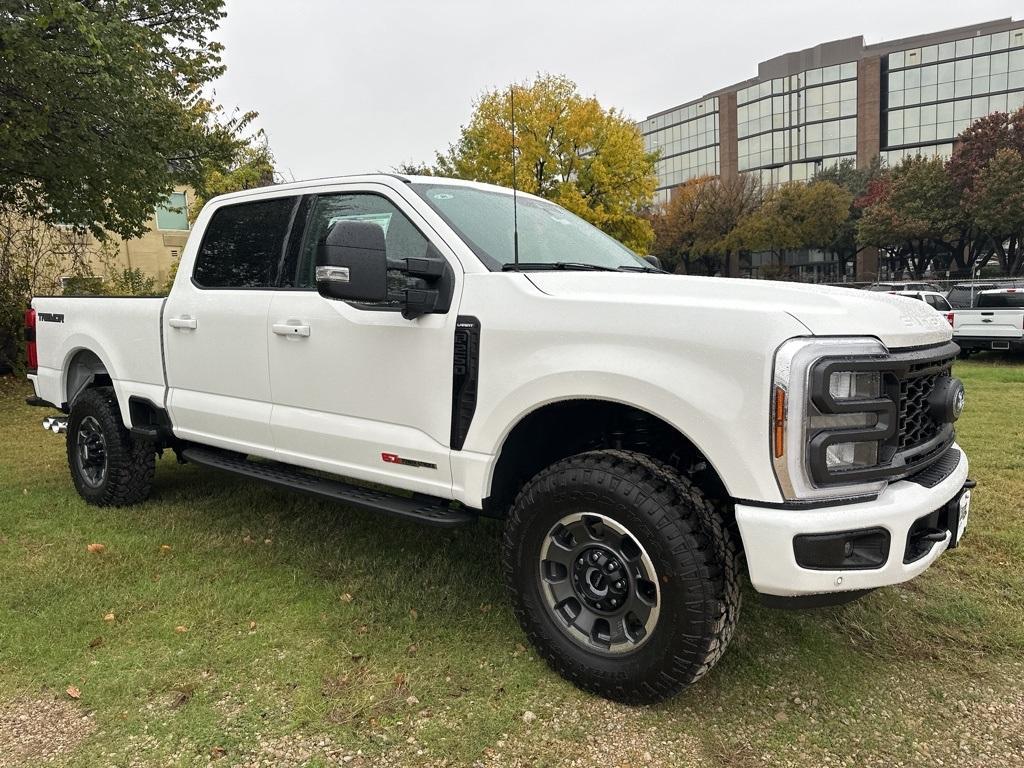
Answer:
737;61;857;186
155;191;189;231
885;27;1024;152
639;97;720;204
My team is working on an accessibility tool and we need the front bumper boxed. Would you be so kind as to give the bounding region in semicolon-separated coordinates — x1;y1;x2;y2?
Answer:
735;444;969;597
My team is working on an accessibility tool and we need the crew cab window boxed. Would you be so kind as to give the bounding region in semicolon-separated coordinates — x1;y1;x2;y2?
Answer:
295;193;430;289
925;294;951;311
978;292;1024;308
193;197;298;288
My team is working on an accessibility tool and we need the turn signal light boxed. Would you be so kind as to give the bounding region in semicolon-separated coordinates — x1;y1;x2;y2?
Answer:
773;386;786;459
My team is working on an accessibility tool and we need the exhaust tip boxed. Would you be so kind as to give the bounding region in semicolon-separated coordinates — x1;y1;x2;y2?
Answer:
42;416;68;434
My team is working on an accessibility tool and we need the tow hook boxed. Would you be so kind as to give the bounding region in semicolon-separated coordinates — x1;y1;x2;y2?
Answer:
42;416;68;434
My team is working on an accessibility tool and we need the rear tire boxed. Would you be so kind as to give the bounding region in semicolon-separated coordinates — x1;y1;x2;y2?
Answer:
67;386;155;506
502;449;741;704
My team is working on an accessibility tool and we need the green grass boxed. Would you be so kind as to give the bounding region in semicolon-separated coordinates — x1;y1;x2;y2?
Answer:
0;356;1022;766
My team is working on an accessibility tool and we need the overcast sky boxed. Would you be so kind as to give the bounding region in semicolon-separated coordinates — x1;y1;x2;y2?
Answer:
212;1;1022;181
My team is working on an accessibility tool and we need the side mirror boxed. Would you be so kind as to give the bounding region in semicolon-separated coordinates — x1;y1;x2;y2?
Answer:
643;254;663;270
316;220;388;302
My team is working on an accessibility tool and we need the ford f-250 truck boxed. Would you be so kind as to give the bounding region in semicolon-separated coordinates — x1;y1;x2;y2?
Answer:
25;174;974;703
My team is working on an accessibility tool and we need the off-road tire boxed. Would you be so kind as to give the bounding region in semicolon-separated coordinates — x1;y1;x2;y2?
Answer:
67;386;155;506
502;449;742;704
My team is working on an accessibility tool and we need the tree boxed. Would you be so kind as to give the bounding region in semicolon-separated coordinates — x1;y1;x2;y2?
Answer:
0;0;253;239
0;210;119;370
812;157;883;276
947;107;1024;196
727;180;851;277
434;74;658;252
856;155;960;278
965;148;1024;275
948;108;1024;274
651;174;760;274
189;140;277;219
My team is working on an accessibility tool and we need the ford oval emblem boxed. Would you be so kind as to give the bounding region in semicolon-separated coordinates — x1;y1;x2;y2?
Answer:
953;385;965;420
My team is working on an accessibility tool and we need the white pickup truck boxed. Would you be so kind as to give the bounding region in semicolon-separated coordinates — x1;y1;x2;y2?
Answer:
25;174;974;703
951;288;1024;355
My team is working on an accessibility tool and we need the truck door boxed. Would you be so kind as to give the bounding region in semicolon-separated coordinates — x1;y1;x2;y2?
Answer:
164;195;300;455
266;186;461;497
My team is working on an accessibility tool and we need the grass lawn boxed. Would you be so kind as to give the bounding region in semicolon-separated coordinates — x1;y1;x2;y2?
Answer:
0;356;1022;767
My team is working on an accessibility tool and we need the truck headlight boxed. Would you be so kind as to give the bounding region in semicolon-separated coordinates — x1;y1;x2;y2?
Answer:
772;338;892;501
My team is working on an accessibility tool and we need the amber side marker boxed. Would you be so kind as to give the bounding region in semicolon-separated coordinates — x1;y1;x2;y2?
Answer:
773;386;786;459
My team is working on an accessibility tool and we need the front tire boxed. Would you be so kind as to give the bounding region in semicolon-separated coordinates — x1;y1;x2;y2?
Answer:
67;386;155;506
502;449;741;704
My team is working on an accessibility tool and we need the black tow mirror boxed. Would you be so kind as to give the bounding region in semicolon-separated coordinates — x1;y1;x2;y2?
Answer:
316;220;388;302
643;254;663;270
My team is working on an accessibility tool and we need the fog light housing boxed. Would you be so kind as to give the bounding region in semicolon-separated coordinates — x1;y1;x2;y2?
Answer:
794;528;891;570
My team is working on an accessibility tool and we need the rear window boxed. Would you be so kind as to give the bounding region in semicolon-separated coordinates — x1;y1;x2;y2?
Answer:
978;292;1024;308
947;284;995;308
193;197;298;288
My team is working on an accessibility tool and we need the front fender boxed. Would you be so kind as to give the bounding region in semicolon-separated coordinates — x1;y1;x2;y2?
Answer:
462;342;785;505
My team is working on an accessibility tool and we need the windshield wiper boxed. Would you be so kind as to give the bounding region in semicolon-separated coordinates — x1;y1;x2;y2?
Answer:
502;262;618;272
617;265;666;274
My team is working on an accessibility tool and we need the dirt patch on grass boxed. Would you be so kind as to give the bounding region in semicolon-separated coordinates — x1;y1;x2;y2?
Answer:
0;695;95;767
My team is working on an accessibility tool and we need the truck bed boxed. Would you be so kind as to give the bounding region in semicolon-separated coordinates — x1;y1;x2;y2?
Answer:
30;296;167;421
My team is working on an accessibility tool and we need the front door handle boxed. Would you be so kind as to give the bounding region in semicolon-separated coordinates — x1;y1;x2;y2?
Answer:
168;315;197;330
272;322;310;337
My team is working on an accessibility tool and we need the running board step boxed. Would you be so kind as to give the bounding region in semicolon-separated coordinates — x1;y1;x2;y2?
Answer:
180;447;475;528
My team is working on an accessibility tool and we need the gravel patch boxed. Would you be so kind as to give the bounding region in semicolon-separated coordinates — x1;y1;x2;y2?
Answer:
0;695;95;767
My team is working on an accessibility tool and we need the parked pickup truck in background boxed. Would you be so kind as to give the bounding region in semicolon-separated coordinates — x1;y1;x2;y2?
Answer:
25;174;975;703
951;288;1024;355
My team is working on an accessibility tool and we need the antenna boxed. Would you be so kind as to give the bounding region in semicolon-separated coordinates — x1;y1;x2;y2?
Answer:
510;84;520;270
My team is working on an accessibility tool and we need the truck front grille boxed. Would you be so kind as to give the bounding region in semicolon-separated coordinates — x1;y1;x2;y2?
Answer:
898;374;941;452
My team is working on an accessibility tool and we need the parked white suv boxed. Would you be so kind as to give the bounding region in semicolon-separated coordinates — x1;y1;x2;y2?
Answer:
25;175;974;702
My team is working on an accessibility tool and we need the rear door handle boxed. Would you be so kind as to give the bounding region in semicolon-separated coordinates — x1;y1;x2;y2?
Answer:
168;315;197;330
272;322;310;337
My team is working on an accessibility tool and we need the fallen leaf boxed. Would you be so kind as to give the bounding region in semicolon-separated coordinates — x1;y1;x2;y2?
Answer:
160;545;171;553
248;621;257;631
263;538;272;545
479;603;492;614
103;613;115;622
88;637;103;649
357;625;368;636
210;746;227;759
409;608;418;621
242;535;254;544
175;625;189;633
406;643;418;656
340;593;353;604
86;543;106;554
169;690;192;709
405;695;420;706
66;686;81;699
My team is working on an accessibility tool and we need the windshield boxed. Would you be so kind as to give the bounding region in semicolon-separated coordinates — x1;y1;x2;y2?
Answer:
411;183;649;271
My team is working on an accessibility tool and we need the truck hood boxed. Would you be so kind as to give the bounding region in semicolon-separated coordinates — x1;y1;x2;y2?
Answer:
525;272;952;349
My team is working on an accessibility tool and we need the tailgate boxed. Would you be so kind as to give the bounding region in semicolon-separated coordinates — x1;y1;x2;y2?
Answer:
955;310;1024;339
